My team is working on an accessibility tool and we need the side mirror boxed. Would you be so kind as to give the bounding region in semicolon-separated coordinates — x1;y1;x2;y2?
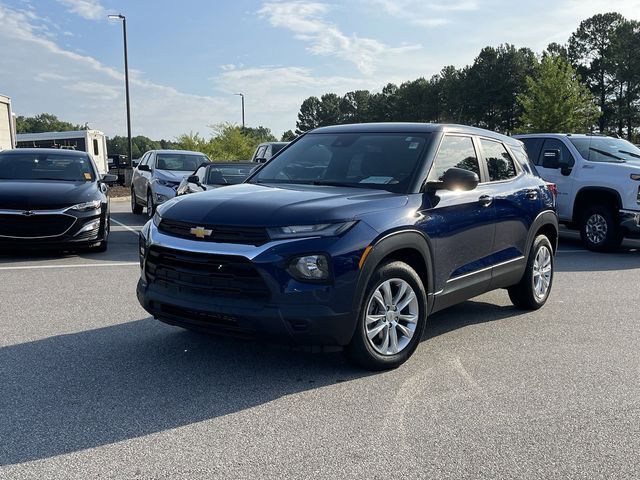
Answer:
138;164;151;172
435;167;479;191
187;175;201;185
542;149;561;169
101;173;119;185
131;159;139;167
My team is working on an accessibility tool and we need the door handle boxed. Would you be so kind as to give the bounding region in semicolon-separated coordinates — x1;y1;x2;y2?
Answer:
478;195;493;207
526;189;539;200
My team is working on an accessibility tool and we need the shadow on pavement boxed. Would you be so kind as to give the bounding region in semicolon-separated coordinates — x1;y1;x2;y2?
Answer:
556;237;639;272
0;318;366;465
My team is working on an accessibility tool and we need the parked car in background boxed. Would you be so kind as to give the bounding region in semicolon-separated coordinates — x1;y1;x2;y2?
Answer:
251;142;288;163
176;162;257;196
0;148;116;252
107;153;129;186
131;149;210;217
515;134;640;251
138;123;558;370
16;130;109;174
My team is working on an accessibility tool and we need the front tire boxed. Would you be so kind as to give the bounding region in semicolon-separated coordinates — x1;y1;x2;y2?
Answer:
146;192;155;219
131;188;143;214
579;205;623;252
508;235;554;310
346;261;427;370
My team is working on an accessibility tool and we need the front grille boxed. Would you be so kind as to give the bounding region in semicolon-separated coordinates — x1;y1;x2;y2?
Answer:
0;214;76;238
145;246;270;300
158;219;269;246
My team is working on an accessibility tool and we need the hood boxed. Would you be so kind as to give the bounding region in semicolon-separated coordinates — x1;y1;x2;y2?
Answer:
160;183;408;227
156;170;192;183
0;180;100;210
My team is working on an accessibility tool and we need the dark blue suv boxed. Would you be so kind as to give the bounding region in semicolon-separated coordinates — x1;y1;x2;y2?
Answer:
137;123;558;369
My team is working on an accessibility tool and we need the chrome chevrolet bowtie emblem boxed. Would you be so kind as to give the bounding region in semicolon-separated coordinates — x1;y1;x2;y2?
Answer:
189;226;213;239
22;210;35;216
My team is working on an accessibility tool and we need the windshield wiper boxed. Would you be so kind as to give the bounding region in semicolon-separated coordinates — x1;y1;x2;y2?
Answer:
309;180;368;188
619;150;640;160
589;147;625;162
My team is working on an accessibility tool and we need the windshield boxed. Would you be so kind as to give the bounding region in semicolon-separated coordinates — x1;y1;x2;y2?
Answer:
0;152;96;182
156;153;209;171
207;165;255;185
251;133;430;193
568;137;640;163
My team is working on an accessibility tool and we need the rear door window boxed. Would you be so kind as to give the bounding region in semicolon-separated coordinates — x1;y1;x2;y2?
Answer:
481;139;517;181
520;138;544;165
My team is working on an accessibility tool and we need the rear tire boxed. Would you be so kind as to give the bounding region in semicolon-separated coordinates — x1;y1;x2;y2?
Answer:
346;261;427;370
579;205;623;252
508;235;554;310
131;189;143;214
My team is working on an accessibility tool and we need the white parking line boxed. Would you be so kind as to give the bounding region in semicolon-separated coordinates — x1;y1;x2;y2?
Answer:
0;262;139;271
111;218;143;234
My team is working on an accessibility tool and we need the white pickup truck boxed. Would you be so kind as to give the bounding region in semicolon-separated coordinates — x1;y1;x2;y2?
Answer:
515;134;640;251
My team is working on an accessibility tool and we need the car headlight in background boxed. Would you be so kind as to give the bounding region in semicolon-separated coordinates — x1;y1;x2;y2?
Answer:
288;254;330;281
68;200;101;212
267;221;356;240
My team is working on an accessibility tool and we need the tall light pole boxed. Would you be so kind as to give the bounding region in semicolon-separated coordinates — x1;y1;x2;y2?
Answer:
108;14;133;165
234;93;245;129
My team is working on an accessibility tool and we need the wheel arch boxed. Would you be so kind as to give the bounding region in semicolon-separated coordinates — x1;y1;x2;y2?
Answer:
353;230;435;315
572;187;622;222
525;210;559;260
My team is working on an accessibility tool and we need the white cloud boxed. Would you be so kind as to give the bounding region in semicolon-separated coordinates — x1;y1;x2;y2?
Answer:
369;0;478;27
258;1;420;75
56;0;107;20
0;4;237;139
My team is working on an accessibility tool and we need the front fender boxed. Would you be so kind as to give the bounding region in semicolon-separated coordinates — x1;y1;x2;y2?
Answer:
352;229;435;315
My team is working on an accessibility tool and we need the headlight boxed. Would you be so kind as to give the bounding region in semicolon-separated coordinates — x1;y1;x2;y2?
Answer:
152;211;162;227
68;200;101;212
267;221;356;240
631;174;640;181
288;254;330;281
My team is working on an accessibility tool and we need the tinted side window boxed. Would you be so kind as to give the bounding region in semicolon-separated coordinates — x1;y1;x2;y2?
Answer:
540;139;575;167
520;138;544;165
429;135;480;181
481;139;517;181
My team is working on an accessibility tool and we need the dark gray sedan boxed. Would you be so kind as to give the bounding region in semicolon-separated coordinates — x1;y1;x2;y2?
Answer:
176;162;257;196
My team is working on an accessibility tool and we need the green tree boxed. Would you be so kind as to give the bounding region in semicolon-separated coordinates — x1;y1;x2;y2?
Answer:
296;96;322;134
465;44;538;132
281;130;297;141
568;12;626;132
607;20;640;139
339;90;373;123
15;113;84;133
517;56;600;133
242;126;277;143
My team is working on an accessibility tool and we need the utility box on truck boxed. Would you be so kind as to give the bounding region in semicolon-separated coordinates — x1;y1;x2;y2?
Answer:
0;95;16;151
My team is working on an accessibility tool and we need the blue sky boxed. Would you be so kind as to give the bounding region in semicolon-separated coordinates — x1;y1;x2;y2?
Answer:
1;0;639;141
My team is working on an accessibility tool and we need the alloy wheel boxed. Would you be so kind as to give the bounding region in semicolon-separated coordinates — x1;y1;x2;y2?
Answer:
585;213;607;245
532;245;552;300
365;278;419;356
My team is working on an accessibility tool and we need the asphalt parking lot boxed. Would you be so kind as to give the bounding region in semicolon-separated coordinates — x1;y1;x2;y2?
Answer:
1;200;639;480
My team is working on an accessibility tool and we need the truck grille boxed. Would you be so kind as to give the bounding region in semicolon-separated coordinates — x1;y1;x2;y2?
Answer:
145;246;270;300
158;219;269;246
0;214;76;238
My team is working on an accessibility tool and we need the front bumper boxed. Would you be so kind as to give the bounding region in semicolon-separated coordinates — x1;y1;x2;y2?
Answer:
0;207;108;250
136;220;376;346
620;209;640;237
137;277;355;345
